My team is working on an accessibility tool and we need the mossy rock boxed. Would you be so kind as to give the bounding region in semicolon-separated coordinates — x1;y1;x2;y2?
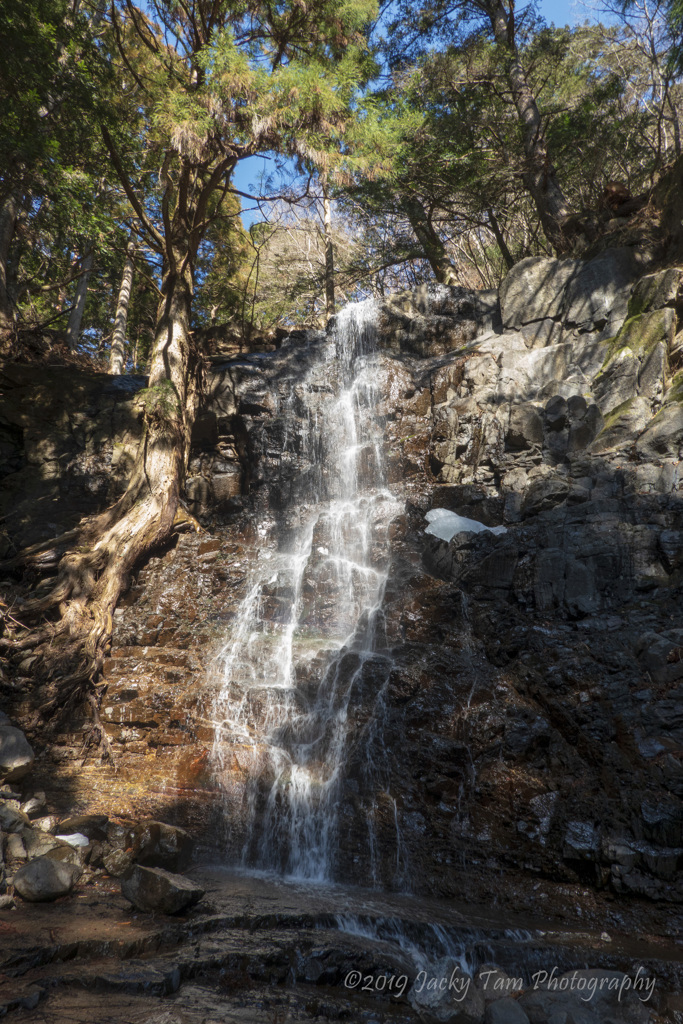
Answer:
628;268;683;317
603;307;675;365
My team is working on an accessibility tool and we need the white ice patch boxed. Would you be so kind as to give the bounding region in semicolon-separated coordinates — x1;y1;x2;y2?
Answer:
424;508;507;542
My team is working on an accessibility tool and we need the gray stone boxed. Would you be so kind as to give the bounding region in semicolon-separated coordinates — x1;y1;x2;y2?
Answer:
0;803;31;833
0;726;34;783
500;257;579;328
628;267;683;316
130;820;194;872
21;827;66;861
20;792;46;818
507;405;544;450
590;397;652;453
636;401;683;458
103;847;134;877
486;999;530;1024
593;350;639;416
521;318;565;349
545;395;568;430
13;855;81;902
6;833;27;861
562;247;640;331
121;865;205;915
563;821;600;861
521;475;569;517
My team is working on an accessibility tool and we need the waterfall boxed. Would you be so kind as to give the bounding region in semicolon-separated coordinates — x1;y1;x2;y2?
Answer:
211;299;404;883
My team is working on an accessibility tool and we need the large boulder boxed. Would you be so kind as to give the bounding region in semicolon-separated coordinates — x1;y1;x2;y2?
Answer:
121;865;204;915
0;726;35;782
130;820;194;872
562;247;641;331
499;257;579;328
13;855;82;902
628;267;683;316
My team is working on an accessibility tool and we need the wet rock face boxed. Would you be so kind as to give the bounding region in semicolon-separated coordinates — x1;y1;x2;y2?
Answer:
3;248;683;909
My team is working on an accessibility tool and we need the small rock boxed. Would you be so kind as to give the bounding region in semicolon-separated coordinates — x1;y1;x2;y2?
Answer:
32;815;59;833
103;848;133;877
6;834;27;861
0;726;34;783
0;893;16;909
0;803;31;833
121;865;205;915
20;792;46;818
130;820;194;872
13;856;82;902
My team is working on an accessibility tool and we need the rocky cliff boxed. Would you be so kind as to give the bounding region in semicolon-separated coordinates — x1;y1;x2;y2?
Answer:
2;245;683;915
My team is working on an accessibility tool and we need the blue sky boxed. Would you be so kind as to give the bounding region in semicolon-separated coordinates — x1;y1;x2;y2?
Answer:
232;0;601;224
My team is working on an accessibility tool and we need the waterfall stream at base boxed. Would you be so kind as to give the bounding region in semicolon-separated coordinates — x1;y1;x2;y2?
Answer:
211;300;405;884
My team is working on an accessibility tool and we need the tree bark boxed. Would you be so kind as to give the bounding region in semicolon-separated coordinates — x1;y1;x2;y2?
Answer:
110;233;135;374
402;197;458;285
2;254;201;732
65;243;95;349
322;183;335;318
0;193;20;327
487;207;514;270
487;0;572;254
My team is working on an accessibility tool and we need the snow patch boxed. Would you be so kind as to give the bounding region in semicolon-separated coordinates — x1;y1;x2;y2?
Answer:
424;508;507;542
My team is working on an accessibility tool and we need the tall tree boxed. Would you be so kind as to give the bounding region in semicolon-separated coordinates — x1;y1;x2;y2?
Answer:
5;0;376;740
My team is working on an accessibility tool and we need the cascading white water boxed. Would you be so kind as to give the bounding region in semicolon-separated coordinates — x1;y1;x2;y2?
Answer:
211;299;404;882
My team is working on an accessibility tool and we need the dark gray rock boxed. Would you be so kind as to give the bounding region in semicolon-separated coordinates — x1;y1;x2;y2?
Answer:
121;865;205;914
628;267;683;315
507;405;544;450
0;802;31;833
130;820;194;872
562;247;640;331
636;401;683;458
13;855;81;902
0;726;34;782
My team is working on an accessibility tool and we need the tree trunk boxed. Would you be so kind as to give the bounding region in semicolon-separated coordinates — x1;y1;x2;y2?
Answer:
0;193;20;327
322;184;335;318
2;253;202;738
65;243;94;349
488;0;572;254
487;207;514;270
403;197;458;285
110;233;135;374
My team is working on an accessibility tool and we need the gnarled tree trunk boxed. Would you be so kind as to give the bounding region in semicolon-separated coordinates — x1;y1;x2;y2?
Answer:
2;252;201;742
